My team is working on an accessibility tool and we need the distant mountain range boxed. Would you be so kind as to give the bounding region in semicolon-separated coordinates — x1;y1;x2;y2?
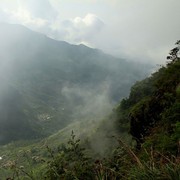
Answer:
0;23;152;144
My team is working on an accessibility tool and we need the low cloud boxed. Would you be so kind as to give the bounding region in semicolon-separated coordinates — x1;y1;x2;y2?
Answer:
0;0;56;29
50;13;104;45
0;2;105;47
3;8;48;28
61;82;112;120
19;0;57;20
0;0;180;64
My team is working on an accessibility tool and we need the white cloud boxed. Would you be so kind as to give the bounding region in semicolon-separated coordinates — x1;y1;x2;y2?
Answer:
3;7;47;27
0;0;180;64
0;0;57;29
19;0;57;20
61;82;112;118
50;13;104;45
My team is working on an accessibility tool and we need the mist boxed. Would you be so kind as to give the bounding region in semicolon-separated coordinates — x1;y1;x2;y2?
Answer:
61;82;112;119
0;2;179;179
0;23;152;146
0;0;180;64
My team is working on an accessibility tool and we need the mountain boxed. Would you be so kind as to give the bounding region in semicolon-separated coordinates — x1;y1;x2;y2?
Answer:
0;42;179;180
116;53;180;152
0;23;151;144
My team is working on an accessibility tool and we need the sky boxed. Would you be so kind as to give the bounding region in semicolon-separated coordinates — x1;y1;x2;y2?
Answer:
0;0;180;64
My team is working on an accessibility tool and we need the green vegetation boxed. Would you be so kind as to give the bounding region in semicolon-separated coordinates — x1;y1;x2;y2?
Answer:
1;130;179;179
0;23;151;145
0;25;179;179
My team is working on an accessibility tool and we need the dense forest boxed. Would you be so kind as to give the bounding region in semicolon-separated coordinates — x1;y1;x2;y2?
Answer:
0;42;179;179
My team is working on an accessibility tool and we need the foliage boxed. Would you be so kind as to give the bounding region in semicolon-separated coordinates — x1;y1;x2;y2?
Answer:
0;40;179;179
118;55;180;150
1;132;180;179
45;131;95;179
0;149;45;179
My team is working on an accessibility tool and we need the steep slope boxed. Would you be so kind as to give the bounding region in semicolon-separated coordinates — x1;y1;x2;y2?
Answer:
116;54;180;153
1;59;178;180
0;23;151;144
0;41;179;180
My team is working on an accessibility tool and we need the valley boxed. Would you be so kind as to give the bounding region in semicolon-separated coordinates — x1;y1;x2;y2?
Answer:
0;23;179;180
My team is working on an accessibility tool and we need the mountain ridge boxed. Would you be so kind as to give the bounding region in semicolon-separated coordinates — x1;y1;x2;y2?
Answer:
0;22;151;144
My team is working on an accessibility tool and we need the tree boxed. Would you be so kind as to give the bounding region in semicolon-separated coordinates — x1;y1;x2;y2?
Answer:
167;40;180;62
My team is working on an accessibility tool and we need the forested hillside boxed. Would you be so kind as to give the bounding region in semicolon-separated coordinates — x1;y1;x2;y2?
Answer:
117;43;180;153
0;23;151;145
0;42;179;179
43;42;180;179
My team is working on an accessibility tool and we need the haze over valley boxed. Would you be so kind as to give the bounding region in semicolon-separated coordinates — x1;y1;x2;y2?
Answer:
0;23;151;145
0;1;179;179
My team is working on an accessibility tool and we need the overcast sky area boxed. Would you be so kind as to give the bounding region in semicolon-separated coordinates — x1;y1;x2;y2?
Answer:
0;0;180;64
